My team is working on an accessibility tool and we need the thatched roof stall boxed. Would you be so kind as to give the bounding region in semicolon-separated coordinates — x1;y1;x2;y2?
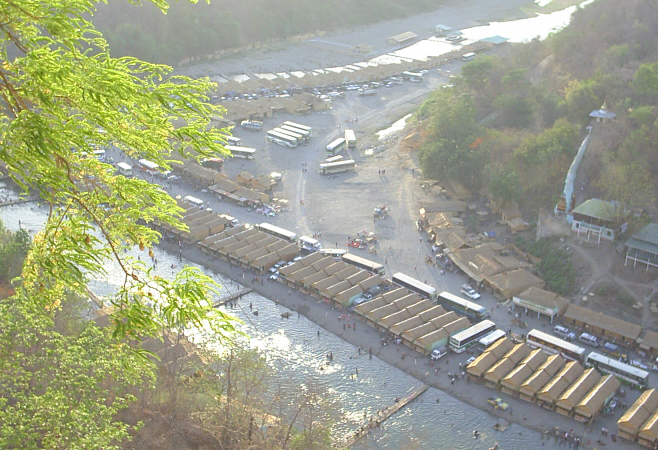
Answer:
500;349;548;395
562;303;642;346
414;328;449;355
252;252;280;272
618;389;658;442
487;269;545;300
354;295;387;313
301;271;329;290
467;352;502;380
311;275;340;293
537;361;585;410
574;375;620;423
379;309;412;331
417;305;447;322
519;354;566;402
639;410;658;448
334;284;364;307
346;271;370;286
555;368;601;417
389;316;424;338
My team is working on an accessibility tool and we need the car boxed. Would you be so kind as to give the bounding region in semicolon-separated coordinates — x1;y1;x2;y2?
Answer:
269;273;279;281
460;284;481;300
487;397;508;411
466;356;477;365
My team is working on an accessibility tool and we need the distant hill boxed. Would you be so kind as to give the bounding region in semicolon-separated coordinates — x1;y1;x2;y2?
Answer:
93;0;444;65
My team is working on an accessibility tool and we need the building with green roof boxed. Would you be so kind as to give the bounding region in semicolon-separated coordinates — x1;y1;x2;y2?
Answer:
571;198;624;243
625;223;658;270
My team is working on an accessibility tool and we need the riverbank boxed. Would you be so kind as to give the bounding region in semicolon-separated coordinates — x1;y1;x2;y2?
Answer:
160;237;634;450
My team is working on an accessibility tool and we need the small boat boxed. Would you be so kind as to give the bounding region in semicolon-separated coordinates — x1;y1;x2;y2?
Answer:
473;430;480;438
489;442;499;450
281;311;291;319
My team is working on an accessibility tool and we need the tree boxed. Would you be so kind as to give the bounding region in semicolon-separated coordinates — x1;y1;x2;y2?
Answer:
418;91;486;190
0;0;236;447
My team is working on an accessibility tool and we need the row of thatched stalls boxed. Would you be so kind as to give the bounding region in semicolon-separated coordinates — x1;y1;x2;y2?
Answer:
151;202;299;272
466;337;620;424
618;389;658;447
278;252;472;355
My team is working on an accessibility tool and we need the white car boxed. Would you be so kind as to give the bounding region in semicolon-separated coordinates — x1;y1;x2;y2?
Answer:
461;284;481;300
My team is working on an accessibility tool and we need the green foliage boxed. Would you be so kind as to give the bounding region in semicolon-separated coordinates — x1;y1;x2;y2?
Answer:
516;237;576;295
629;105;655;127
0;223;31;286
418;90;486;190
561;77;603;122
0;0;238;447
488;166;521;205
632;61;658;100
0;299;148;450
461;56;496;92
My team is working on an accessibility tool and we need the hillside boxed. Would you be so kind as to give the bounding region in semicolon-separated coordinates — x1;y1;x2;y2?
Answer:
417;0;658;224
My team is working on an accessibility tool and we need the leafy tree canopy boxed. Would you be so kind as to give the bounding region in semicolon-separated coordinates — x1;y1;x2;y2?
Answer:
0;0;237;447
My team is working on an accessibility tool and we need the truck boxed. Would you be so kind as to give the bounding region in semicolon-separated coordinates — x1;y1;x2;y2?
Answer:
357;88;377;96
115;162;133;177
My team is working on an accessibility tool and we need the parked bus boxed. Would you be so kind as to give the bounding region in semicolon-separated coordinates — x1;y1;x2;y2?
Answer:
341;253;385;276
391;272;437;301
318;159;356;175
462;52;476;61
266;130;298;148
402;71;423;82
319;248;347;260
326;137;346;156
449;320;496;353
226;136;242;146
436;291;488;322
183;195;205;208
282;121;313;136
240;120;263;131
344;129;357;149
280;125;310;144
255;223;298;242
525;329;586;362
225;145;256;160
138;158;160;174
585;352;649;388
324;155;344;163
477;329;506;352
272;127;302;146
115;162;133;177
299;236;322;254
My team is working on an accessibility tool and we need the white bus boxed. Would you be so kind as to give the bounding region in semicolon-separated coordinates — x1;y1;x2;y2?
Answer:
318;159;355;175
391;272;437;300
299;236;322;254
449;320;496;353
183;195;205;208
436;292;488;322
272;127;302;146
282;121;313;135
255;223;298;242
138;158;160;174
115;162;133;177
402;71;423;82
266;130;298;148
320;248;347;260
525;329;586;362
324;155;344;163
477;329;506;352
344;129;357;149
326;137;346;156
280;125;310;144
240;120;263;131
341;253;385;276
225;145;256;160
226;136;242;146
462;52;476;61
585;352;649;388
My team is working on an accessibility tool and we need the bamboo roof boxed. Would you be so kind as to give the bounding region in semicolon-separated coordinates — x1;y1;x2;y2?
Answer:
575;375;620;420
639;410;658;442
555;368;601;413
537;361;585;404
564;303;642;342
619;389;658;436
519;355;566;398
